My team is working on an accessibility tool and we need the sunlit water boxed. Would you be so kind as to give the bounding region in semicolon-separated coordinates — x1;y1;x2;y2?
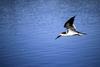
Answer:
0;0;100;67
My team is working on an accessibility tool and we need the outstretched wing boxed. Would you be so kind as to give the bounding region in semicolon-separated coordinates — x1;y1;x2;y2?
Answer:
64;16;76;31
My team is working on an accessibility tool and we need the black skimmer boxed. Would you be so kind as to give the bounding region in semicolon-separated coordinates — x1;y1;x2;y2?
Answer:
56;16;86;39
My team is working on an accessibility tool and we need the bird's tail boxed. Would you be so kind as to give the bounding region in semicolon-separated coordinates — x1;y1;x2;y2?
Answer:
79;32;87;36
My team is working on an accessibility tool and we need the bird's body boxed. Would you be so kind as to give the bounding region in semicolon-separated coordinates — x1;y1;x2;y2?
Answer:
56;16;86;39
60;30;78;36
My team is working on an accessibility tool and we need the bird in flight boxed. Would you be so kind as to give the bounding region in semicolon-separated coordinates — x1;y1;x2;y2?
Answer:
56;16;86;39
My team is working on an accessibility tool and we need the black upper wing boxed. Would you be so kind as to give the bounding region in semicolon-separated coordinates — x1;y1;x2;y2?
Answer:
64;16;76;31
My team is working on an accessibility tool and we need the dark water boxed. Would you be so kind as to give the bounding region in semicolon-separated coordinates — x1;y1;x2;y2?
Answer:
0;0;100;67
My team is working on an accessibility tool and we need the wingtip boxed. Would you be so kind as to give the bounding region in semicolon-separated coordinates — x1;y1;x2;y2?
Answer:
70;16;76;20
73;15;76;18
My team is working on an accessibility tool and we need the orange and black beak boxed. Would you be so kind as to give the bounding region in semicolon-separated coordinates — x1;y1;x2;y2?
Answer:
55;35;61;40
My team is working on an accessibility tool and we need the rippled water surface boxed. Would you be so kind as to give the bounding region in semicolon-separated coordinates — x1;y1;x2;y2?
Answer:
0;0;100;67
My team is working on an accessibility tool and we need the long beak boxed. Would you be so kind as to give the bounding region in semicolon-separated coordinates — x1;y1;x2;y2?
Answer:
55;35;61;40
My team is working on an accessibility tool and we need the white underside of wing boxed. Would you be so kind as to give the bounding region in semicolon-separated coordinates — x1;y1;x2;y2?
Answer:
66;24;77;36
73;24;76;29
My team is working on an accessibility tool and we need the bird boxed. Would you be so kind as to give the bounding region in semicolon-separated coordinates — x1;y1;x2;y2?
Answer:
56;16;86;39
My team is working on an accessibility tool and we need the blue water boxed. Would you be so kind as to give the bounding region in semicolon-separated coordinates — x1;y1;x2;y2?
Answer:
0;0;100;67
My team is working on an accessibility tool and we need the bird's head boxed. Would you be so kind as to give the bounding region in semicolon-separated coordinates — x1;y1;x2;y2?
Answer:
55;35;61;40
55;32;66;40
